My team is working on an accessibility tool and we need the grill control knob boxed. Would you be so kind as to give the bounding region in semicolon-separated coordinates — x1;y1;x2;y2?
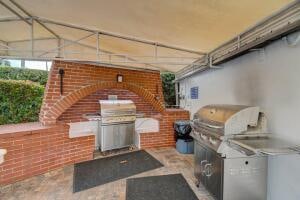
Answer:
209;137;218;145
200;134;208;140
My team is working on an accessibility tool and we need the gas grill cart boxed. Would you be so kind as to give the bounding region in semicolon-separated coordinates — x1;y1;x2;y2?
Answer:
174;120;194;154
99;100;136;152
190;104;300;200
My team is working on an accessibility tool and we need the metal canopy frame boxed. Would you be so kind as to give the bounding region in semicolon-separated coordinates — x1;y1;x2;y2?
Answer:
34;16;205;55
175;1;300;80
0;0;206;71
1;0;298;73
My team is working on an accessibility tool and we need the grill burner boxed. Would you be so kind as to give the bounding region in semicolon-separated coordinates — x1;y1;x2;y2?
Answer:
191;104;300;200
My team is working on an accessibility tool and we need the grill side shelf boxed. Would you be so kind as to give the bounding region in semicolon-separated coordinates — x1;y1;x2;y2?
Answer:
227;140;256;156
228;138;300;156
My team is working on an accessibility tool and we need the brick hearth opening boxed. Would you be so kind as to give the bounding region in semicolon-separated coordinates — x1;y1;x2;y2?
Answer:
40;61;166;125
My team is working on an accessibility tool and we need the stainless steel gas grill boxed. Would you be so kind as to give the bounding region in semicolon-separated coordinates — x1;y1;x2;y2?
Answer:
99;100;136;151
191;104;300;200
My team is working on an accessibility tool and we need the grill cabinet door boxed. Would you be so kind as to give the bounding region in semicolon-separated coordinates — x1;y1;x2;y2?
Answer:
118;123;134;148
101;124;119;151
194;141;207;186
205;148;223;200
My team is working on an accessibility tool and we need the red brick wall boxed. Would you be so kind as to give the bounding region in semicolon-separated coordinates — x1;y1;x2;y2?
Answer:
39;60;190;148
140;109;190;148
58;89;159;123
40;61;165;125
0;123;94;186
0;61;190;186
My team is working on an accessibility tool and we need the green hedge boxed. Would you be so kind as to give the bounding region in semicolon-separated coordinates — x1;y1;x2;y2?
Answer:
0;66;48;86
161;72;176;106
0;80;44;125
0;66;176;124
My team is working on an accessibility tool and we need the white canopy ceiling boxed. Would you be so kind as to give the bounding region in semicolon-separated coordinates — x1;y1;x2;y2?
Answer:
0;0;294;72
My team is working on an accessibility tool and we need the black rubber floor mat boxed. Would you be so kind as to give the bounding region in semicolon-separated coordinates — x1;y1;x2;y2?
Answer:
73;150;163;192
126;174;199;200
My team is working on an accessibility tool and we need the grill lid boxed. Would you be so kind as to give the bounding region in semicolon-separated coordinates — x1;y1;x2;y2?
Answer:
193;104;260;135
194;104;253;123
99;100;136;117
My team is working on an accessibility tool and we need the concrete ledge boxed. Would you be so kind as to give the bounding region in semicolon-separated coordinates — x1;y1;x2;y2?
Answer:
135;118;159;148
0;149;7;164
0;122;68;138
68;121;98;138
135;118;159;134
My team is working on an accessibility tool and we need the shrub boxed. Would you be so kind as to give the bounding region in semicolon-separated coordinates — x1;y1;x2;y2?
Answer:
0;80;44;125
161;72;176;106
0;66;48;86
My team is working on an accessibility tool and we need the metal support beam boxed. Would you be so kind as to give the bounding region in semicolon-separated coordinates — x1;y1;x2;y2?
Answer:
0;0;31;25
61;38;141;59
0;16;31;23
30;18;34;56
237;35;241;49
57;38;61;57
154;44;158;60
96;32;100;61
62;39;65;58
35;16;205;55
60;38;169;70
0;39;9;56
175;83;179;106
0;1;203;70
209;55;222;69
8;0;60;38
38;33;95;57
0;35;197;69
0;55;165;72
0;40;10;49
20;59;25;68
8;37;57;43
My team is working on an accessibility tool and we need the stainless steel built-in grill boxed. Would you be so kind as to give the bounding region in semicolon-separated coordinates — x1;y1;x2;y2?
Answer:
99;100;136;151
191;104;300;200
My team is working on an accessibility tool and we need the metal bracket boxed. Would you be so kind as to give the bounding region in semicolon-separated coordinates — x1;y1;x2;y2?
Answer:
250;48;265;61
282;32;300;47
176;1;300;79
209;55;222;69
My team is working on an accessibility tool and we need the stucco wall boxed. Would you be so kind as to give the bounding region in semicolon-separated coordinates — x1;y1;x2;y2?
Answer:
179;31;300;200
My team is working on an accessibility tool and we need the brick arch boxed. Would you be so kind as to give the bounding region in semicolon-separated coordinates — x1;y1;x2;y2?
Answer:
42;81;165;124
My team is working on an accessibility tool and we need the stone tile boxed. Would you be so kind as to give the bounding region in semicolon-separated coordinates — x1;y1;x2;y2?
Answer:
0;148;212;200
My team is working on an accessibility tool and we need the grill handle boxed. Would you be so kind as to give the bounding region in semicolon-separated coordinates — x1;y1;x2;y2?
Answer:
196;121;223;129
200;134;208;141
204;163;213;177
200;160;208;175
227;141;256;156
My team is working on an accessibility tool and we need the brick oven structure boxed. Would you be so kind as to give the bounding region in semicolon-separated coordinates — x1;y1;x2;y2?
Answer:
40;61;189;148
0;61;189;185
40;61;165;125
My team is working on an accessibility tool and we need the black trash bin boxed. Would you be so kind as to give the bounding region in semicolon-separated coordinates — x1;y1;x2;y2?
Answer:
174;120;194;154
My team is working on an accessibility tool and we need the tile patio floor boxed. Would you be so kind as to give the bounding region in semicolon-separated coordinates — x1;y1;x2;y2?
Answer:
0;147;214;200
